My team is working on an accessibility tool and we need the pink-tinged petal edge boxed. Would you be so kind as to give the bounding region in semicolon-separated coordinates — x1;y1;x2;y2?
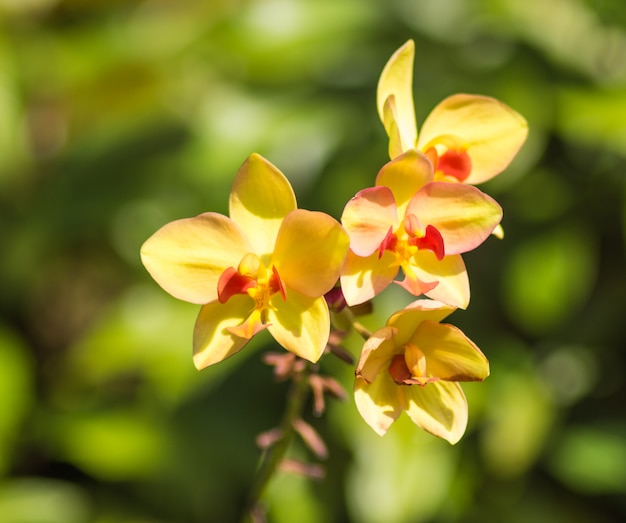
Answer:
341;186;398;257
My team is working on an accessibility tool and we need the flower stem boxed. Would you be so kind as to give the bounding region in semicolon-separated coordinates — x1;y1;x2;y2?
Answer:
242;364;310;522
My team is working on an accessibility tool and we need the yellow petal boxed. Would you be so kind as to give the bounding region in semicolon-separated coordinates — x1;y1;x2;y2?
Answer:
229;153;297;256
417;94;528;184
340;249;398;306
403;380;468;444
192;295;255;370
412;321;489;381
375;149;433;217
381;96;408;159
386;299;456;344
408;182;502;254
267;291;329;363
272;209;349;298
377;40;417;154
356;326;398;383
354;372;403;437
141;212;251;304
410;251;470;309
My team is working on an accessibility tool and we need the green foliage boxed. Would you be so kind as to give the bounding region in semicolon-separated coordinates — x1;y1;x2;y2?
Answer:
1;0;625;521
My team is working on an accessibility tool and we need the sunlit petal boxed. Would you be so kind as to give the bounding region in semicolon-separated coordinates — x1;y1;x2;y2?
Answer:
267;290;329;363
411;251;470;309
375;150;434;217
355;372;404;436
192;295;255;370
272;209;349;297
356;326;398;383
417;94;528;184
408;182;502;254
395;262;438;297
340;249;398;306
341;186;398;257
403;380;468;444
412;321;489;381
377;40;417;154
140;212;251;304
381;97;407;159
229;153;297;256
386;299;456;344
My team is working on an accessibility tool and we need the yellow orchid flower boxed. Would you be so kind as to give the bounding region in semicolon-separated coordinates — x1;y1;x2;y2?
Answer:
340;150;502;308
354;299;489;444
377;40;528;185
140;153;350;370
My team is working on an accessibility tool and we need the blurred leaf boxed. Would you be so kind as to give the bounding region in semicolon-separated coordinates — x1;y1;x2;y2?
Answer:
0;478;90;523
335;405;459;523
480;360;555;478
264;468;327;523
548;424;626;493
51;408;168;481
503;225;597;334
0;326;34;474
557;86;626;154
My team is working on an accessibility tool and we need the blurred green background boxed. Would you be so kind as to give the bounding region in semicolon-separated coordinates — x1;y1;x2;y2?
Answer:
1;0;626;521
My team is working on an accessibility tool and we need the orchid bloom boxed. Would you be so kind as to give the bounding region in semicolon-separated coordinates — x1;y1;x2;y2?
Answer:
140;153;349;370
355;299;489;444
377;40;528;185
340;150;502;308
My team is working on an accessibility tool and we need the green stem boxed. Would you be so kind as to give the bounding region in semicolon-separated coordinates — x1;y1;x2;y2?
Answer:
243;364;310;521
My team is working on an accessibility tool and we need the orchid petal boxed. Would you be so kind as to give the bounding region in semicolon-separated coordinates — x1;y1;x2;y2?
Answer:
272;209;349;298
229;153;297;256
267;290;329;363
395;262;439;297
341;187;398;257
386;299;456;343
403;380;468;444
417;94;528;184
140;212;251;304
375;150;434;217
377;40;417;154
412;321;489;381
410;251;470;309
408;182;502;254
340;249;398;306
381;96;408;159
192;295;255;370
356;326;399;384
354;372;403;437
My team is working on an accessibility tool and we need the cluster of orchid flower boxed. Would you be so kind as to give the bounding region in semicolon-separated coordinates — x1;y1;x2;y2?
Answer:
140;41;528;448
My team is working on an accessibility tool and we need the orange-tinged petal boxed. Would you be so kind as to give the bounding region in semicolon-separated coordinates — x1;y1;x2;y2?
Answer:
403;380;468;444
411;321;489;381
340;249;398;306
375;149;433;217
266;290;329;363
141;212;251;305
229;153;297;256
410;251;470;309
408;182;502;254
395;262;439;297
272;209;349;298
192;295;255;370
386;299;456;344
417;94;528;184
356;326;399;383
377;40;417;154
354;371;403;437
341;186;398;257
